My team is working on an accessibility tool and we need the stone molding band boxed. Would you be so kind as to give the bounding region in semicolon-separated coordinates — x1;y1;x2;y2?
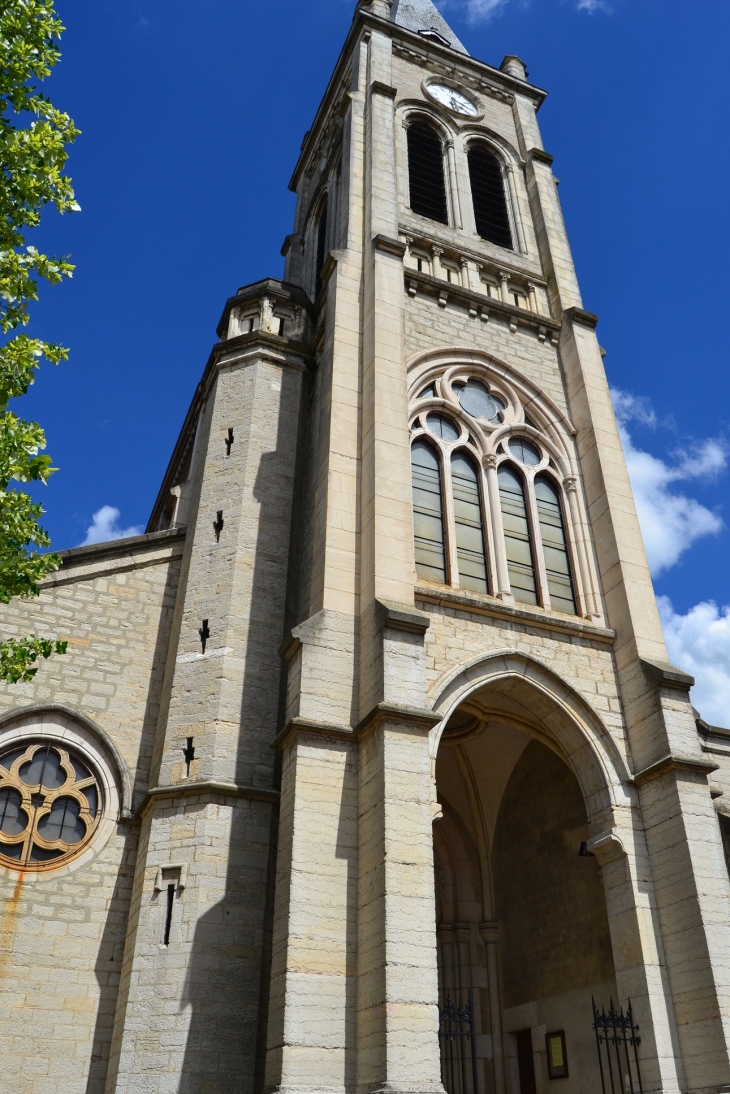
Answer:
273;702;442;751
632;754;719;787
142;780;280;813
640;656;695;690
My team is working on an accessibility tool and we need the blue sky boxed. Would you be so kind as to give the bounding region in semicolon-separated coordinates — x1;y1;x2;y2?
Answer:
18;0;730;719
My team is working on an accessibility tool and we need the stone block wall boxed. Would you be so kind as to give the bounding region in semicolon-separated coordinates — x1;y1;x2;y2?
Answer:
0;530;184;1094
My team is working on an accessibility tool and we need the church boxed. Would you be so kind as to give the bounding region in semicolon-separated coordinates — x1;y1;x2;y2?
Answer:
2;1;730;1092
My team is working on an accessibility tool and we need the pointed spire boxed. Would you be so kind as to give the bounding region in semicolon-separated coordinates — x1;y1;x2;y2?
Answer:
391;0;468;55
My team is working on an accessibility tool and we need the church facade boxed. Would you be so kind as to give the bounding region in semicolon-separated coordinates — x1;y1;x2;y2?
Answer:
2;2;730;1092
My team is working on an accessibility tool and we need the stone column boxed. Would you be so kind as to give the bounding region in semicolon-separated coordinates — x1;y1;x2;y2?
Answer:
446;141;462;230
482;454;512;602
356;709;443;1094
588;827;685;1094
479;923;506;1094
265;729;358;1094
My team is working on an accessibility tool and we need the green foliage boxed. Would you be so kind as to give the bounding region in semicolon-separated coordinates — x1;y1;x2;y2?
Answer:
0;1;79;680
0;635;67;683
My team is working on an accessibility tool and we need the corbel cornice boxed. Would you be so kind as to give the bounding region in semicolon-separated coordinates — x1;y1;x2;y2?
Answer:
376;597;430;634
632;754;719;787
563;306;599;331
374;233;408;257
640;657;695;691
371;80;397;99
527;147;554;167
273;703;441;751
142;780;280;814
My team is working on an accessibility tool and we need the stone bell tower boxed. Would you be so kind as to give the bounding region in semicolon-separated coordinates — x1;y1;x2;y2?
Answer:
259;2;730;1093
105;1;730;1093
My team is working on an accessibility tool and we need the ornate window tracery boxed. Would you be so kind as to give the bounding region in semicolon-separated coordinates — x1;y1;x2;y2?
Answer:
0;739;103;869
409;364;585;617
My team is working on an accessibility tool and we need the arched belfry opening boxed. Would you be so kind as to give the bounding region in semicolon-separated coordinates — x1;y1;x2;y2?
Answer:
434;679;617;1094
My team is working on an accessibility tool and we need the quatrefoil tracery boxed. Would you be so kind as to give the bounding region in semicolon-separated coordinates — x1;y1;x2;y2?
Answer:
0;741;102;869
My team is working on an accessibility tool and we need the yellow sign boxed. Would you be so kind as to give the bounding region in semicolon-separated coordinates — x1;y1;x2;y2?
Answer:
549;1036;564;1068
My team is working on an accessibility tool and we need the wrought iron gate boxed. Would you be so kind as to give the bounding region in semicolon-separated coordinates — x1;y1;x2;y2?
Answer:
439;991;479;1094
592;998;644;1094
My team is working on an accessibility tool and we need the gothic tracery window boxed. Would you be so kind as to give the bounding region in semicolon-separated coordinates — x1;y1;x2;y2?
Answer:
409;367;580;616
0;740;103;869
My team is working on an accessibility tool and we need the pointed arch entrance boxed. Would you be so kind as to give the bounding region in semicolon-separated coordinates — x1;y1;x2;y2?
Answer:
431;656;628;1094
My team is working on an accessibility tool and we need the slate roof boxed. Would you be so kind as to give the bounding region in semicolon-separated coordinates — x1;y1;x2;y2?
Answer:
391;0;469;55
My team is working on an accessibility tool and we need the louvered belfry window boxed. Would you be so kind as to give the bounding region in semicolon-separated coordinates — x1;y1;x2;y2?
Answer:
407;121;448;225
315;197;328;295
468;145;513;249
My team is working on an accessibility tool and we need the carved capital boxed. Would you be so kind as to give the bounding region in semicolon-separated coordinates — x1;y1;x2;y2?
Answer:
563;476;578;494
498;270;510;283
432;246;444;257
483;453;498;471
586;830;626;866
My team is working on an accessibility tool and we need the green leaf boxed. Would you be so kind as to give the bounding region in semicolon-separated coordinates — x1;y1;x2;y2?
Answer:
0;1;76;681
0;636;68;684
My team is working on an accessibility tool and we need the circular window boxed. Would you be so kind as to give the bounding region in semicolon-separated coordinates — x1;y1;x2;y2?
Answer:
426;413;460;442
509;438;541;465
457;380;504;423
0;741;102;869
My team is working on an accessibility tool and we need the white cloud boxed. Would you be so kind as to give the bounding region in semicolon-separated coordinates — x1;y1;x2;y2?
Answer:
442;0;611;23
612;390;730;726
463;0;508;23
658;596;730;728
611;389;725;576
80;506;144;547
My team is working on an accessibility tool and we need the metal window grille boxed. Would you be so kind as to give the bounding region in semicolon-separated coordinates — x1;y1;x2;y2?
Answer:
439;992;479;1094
592;998;644;1094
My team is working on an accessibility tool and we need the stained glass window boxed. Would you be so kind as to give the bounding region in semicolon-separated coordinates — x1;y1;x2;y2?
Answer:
535;475;576;615
412;440;447;584
498;464;537;605
451;451;488;593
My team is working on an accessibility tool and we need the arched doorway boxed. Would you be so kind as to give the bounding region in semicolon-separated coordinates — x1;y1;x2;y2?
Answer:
433;680;617;1094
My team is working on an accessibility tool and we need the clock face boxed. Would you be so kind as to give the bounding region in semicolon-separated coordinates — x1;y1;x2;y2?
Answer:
427;83;479;117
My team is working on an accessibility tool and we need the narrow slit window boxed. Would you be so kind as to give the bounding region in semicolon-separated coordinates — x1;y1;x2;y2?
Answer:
407;121;448;225
535;475;576;615
498;464;537;605
163;884;175;946
451;451;488;594
468;145;513;250
315;197;328;295
411;440;446;584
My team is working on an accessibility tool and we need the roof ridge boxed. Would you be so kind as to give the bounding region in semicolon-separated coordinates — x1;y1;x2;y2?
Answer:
391;0;469;56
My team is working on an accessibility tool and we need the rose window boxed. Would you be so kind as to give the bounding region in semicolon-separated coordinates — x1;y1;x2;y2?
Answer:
0;741;102;868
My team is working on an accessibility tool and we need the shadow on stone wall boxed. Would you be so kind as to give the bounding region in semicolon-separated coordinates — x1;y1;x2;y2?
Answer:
178;364;304;1094
86;555;182;1094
